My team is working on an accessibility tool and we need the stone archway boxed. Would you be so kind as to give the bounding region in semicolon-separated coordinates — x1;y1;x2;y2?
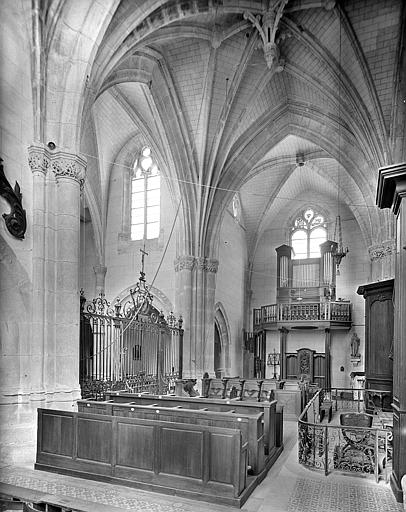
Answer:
214;303;231;378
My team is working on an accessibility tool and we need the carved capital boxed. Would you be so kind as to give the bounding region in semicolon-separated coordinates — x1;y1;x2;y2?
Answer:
174;255;195;272
28;145;86;186
28;144;50;175
196;257;219;273
174;256;219;273
368;241;396;261
51;151;86;185
205;258;219;273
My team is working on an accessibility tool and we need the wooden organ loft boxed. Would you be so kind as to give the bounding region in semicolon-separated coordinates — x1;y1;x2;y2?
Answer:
247;242;352;388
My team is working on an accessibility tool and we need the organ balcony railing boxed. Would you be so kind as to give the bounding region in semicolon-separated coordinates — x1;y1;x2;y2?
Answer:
253;301;351;329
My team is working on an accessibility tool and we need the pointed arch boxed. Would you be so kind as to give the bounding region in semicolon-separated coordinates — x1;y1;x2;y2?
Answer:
214;302;231;377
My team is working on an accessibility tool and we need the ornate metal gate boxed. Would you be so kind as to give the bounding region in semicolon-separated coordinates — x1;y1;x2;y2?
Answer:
79;273;183;399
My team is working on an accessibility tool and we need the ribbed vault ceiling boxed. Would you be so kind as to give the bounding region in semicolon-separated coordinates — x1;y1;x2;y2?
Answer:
80;0;403;258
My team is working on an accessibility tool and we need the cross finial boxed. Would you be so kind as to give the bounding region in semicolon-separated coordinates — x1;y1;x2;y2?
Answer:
140;244;148;276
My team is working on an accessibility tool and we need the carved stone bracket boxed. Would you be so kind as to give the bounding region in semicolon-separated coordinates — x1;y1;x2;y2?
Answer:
0;158;27;240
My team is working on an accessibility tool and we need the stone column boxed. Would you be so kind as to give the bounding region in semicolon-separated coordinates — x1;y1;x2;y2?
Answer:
174;256;195;378
174;255;218;379
368;241;396;282
93;265;107;296
203;258;219;375
28;145;50;399
195;257;205;376
376;162;406;502
51;151;86;401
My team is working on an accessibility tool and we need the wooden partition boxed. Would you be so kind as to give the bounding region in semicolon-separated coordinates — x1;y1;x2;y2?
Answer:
36;409;249;507
102;393;281;455
202;378;301;419
78;401;265;474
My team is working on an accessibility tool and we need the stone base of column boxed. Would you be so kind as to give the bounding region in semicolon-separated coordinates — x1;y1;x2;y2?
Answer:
0;389;80;467
0;388;81;406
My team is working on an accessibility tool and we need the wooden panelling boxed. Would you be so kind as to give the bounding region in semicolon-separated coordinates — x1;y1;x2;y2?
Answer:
77;417;112;463
81;401;264;474
273;390;301;419
160;427;203;478
35;409;255;507
286;355;297;379
116;423;154;470
357;279;393;397
368;298;393;381
100;393;279;457
313;355;325;388
41;412;73;457
209;432;235;484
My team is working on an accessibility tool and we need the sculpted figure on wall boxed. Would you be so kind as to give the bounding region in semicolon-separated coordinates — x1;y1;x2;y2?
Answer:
350;332;361;358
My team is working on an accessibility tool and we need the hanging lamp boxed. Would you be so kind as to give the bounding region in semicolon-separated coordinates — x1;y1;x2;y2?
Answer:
332;11;349;276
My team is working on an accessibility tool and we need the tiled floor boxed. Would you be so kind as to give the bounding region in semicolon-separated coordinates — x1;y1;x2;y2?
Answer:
0;420;403;512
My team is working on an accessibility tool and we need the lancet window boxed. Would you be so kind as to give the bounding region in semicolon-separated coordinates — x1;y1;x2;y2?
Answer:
131;147;160;240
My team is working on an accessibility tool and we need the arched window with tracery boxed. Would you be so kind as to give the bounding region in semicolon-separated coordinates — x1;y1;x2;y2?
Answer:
131;146;160;240
290;208;327;259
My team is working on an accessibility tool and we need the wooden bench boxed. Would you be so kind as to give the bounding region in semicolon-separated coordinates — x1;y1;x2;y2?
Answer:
206;378;226;399
36;408;249;507
240;379;263;401
224;378;245;399
101;393;281;456
200;378;300;419
79;400;265;474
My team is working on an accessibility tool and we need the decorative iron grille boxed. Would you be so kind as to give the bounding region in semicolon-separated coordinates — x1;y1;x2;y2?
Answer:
80;286;183;400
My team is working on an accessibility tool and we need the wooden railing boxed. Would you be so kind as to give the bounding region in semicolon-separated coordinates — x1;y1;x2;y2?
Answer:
253;301;351;327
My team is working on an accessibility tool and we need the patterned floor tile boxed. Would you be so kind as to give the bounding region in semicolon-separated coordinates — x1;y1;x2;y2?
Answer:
0;471;189;512
287;478;403;512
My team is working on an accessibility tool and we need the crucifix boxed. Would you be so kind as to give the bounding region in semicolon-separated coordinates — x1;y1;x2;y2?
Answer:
140;244;148;279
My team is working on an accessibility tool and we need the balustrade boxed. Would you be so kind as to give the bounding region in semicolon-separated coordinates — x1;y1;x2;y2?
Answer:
253;301;351;328
298;388;392;482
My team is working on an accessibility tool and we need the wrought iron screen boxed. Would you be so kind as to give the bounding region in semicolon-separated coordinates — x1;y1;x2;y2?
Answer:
80;289;183;399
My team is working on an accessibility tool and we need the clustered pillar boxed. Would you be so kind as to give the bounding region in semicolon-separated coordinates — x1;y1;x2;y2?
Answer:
28;144;86;406
174;255;218;379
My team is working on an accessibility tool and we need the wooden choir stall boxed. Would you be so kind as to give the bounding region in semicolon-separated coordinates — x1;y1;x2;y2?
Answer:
35;274;284;508
36;389;284;508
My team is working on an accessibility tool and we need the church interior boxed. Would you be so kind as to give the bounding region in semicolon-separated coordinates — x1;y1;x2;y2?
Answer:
1;0;406;511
